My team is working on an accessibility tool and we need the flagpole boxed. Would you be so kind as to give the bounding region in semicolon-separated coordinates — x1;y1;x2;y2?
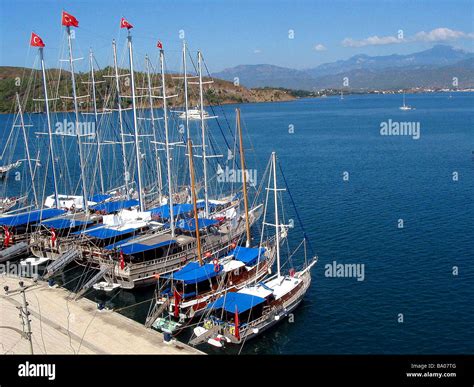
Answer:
145;54;163;202
39;47;60;209
112;39;130;200
66;25;90;212
197;51;209;217
127;29;145;212
159;48;175;237
89;48;105;194
15;92;38;208
182;41;193;205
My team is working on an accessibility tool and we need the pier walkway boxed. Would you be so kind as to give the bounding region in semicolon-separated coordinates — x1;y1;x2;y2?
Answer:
0;275;202;355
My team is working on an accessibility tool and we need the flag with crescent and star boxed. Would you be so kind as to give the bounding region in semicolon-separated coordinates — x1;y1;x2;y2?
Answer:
62;11;79;27
30;32;45;47
120;17;133;29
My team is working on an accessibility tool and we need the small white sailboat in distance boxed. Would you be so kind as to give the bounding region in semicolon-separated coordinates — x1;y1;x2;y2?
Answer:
399;93;413;110
340;90;344;100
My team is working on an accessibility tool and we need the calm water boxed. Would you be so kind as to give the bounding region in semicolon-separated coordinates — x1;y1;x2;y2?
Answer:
1;92;473;354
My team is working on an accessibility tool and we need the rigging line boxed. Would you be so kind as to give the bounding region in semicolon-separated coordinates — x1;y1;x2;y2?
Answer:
32;292;48;354
277;161;316;257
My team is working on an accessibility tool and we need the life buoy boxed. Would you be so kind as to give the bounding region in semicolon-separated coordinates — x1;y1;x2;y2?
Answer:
212;258;219;266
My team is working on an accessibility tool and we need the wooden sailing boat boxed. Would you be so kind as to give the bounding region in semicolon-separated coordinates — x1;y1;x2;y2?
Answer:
146;110;279;330
190;152;317;348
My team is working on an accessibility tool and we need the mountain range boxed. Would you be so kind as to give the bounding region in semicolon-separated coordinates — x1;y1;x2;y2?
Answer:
212;45;474;90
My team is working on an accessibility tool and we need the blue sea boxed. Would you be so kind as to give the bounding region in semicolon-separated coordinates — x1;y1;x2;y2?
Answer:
1;92;473;354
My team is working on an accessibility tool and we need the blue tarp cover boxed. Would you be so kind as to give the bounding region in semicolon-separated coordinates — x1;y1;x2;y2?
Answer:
89;194;112;203
207;292;266;313
162;261;222;284
175;218;218;231
74;224;135;240
41;218;93;230
106;239;176;255
90;200;139;214
230;246;266;266
0;208;66;227
149;202;215;219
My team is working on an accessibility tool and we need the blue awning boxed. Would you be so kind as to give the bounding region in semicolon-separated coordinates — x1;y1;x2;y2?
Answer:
74;224;136;240
149;203;193;219
41;218;93;230
230;246;266;266
106;239;176;255
162;261;222;284
91;200;139;214
0;208;66;227
89;194;111;203
207;292;266;313
175;218;218;231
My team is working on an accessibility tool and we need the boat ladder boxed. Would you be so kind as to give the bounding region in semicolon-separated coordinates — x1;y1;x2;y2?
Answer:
0;241;29;263
189;325;221;346
43;247;80;279
74;265;112;300
145;298;171;328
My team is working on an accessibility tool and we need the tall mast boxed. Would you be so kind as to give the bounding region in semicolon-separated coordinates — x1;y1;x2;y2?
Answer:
182;41;193;204
39;47;60;208
88;48;105;194
66;25;89;212
15;93;38;208
237;108;251;247
272;152;281;278
197;51;209;217
145;54;162;201
112;39;130;199
159;48;175;236
126;30;145;211
188;139;203;266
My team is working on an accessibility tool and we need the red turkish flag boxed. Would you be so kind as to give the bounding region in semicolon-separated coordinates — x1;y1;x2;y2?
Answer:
173;289;181;318
234;305;240;340
62;11;79;27
30;32;45;47
119;250;125;270
120;17;133;29
157;40;163;49
50;228;57;247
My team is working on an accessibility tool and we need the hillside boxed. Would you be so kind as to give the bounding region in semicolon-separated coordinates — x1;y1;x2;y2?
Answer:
212;45;474;90
0;66;295;114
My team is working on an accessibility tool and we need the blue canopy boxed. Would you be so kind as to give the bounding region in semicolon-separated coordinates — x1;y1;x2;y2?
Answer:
89;194;111;203
91;200;139;214
149;203;193;219
149;202;215;219
207;292;266;313
41;218;93;230
230;246;266;266
106;239;176;255
74;224;136;240
175;218;218;232
162;261;222;284
0;208;66;227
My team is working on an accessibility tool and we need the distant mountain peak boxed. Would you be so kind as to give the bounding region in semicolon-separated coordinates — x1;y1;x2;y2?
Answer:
212;45;474;91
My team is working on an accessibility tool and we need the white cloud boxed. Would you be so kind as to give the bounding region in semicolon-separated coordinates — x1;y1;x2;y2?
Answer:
313;43;327;51
342;35;402;48
342;27;474;48
413;27;474;42
253;49;262;54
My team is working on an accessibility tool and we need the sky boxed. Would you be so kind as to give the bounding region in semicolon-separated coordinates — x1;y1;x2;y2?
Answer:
0;0;473;72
